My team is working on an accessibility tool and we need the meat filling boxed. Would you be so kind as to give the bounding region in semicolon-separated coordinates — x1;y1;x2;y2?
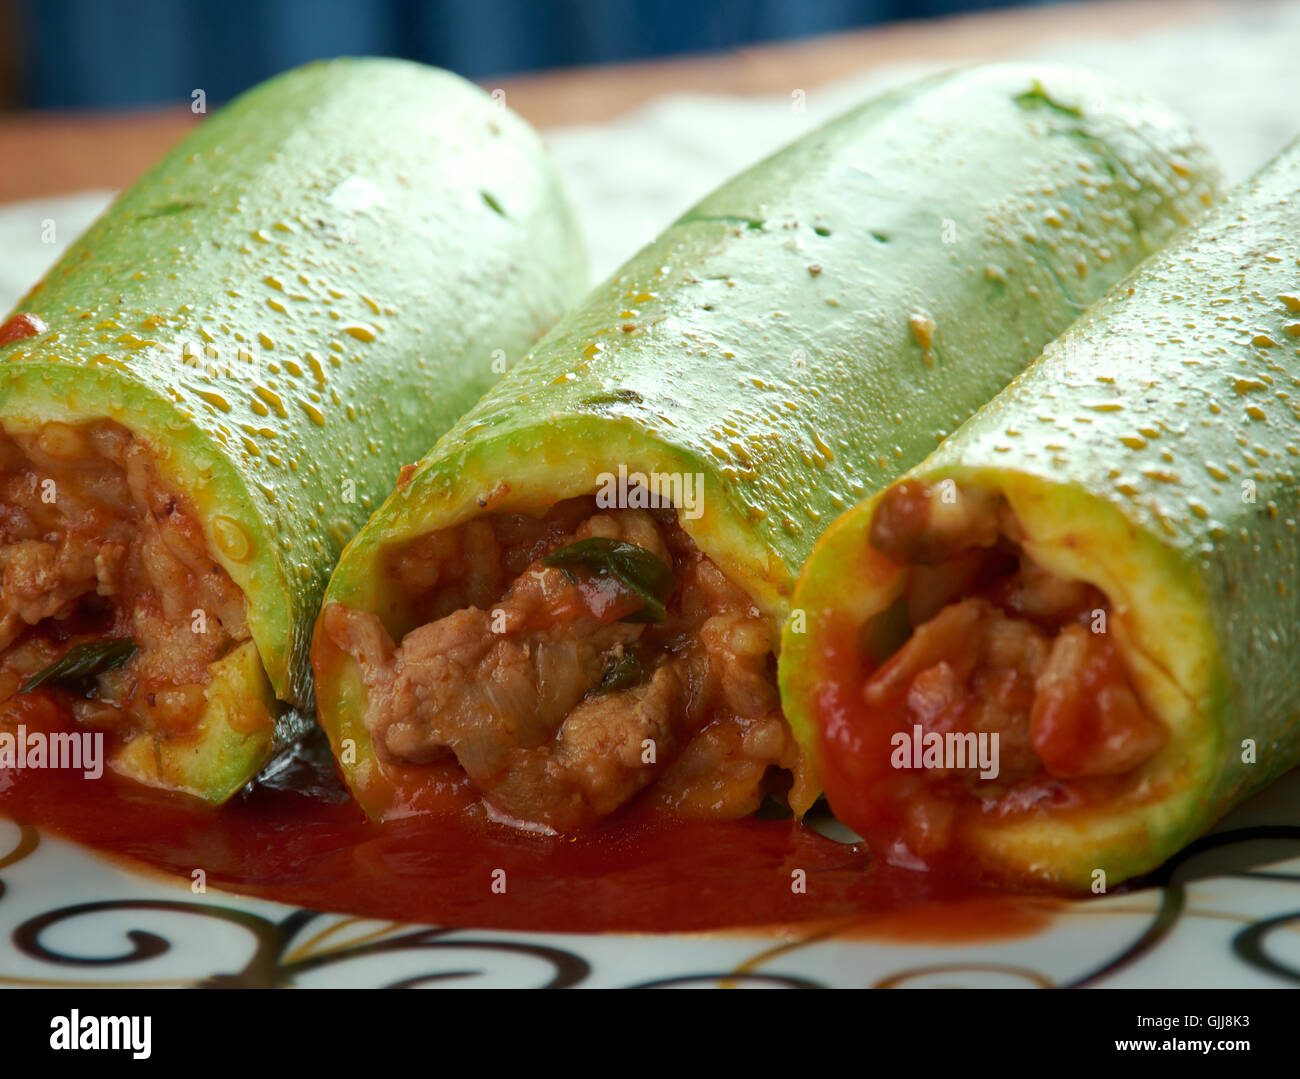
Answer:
0;420;250;742
323;497;812;831
865;479;1166;800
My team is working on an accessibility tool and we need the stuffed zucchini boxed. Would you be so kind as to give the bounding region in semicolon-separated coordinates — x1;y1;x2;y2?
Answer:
780;136;1300;890
313;63;1218;830
0;58;585;801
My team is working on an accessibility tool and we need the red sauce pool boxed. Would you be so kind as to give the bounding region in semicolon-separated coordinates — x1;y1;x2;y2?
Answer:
0;711;1053;938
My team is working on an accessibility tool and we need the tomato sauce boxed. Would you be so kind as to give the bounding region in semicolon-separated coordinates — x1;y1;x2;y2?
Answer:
810;573;1153;875
0;702;1051;937
0;313;47;348
811;609;933;865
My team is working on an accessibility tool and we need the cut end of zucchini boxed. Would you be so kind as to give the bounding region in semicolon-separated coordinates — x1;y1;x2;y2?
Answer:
111;641;278;804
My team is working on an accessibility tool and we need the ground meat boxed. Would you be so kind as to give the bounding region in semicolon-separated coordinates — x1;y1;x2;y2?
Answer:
376;586;641;771
325;498;810;831
1030;624;1167;777
0;420;250;740
863;597;1047;786
485;663;686;828
864;483;1167;792
0;540;100;644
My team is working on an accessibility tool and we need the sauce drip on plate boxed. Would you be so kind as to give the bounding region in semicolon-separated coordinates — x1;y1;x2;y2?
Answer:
0;703;1050;937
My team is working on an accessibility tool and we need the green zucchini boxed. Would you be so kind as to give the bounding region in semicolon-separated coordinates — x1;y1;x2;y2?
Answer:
312;62;1218;826
0;58;585;801
780;136;1300;890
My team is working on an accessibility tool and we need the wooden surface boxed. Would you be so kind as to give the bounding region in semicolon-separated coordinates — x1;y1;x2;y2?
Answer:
0;0;1221;204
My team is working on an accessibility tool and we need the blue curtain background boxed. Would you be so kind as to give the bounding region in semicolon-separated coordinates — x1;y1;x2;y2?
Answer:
16;0;1058;109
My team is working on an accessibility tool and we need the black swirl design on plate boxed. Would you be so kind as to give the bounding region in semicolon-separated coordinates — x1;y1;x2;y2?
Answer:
875;963;1053;989
14;900;289;975
3;821;1299;987
1233;907;1300;984
8;898;589;988
1060;882;1184;989
286;930;590;989
626;972;824;989
1062;825;1300;989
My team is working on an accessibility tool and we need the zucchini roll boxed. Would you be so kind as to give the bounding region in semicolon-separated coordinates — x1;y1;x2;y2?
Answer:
313;63;1218;830
781;137;1300;889
0;59;585;801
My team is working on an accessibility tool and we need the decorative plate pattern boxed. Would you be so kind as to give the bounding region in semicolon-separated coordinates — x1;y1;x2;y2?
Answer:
3;775;1299;989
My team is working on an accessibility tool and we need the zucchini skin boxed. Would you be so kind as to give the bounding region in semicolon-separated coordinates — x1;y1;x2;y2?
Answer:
783;136;1300;889
312;63;1219;817
0;58;585;799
